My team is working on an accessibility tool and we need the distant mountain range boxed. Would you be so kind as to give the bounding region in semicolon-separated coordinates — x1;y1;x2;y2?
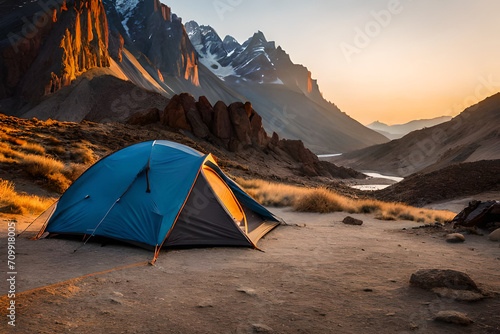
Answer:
184;21;388;153
0;0;387;154
366;116;453;140
333;93;500;176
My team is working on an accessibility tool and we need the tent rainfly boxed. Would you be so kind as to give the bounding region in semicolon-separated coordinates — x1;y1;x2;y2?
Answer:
35;140;280;262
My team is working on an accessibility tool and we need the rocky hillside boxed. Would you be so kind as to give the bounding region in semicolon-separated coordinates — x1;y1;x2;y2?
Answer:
373;160;500;207
333;93;500;176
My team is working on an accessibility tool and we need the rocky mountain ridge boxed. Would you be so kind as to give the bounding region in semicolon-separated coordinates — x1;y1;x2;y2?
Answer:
367;116;453;140
0;0;388;155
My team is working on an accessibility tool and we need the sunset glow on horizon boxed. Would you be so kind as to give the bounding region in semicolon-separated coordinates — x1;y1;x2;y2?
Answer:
168;0;500;125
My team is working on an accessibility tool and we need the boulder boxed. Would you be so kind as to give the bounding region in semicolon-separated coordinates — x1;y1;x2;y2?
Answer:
488;228;500;241
236;287;257;296
228;102;252;146
343;216;363;226
409;269;480;292
251;323;273;333
126;107;160;125
446;233;465;243
279;139;318;165
185;107;209;139
270;132;280;146
244;101;253;117
162;96;191;132
249;111;268;147
211;101;231;140
434;311;472;325
196;96;214;127
178;93;196;115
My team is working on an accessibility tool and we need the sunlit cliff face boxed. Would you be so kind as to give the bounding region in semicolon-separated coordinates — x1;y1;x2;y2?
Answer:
182;51;199;86
57;0;110;90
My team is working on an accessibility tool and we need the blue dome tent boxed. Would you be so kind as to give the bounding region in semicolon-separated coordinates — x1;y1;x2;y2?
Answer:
35;140;280;262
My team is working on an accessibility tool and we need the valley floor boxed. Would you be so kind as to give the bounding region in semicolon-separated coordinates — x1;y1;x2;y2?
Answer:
1;208;499;333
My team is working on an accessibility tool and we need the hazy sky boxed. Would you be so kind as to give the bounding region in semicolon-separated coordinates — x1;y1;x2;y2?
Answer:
167;0;500;125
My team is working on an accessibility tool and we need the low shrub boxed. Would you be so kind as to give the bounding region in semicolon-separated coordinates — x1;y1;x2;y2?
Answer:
0;179;54;215
22;154;65;178
234;177;456;224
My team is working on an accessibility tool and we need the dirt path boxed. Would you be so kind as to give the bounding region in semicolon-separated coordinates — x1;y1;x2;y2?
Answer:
1;209;499;333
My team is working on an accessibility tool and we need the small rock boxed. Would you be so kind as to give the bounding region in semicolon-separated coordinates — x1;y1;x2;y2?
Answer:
343;216;363;226
432;287;484;302
409;269;480;291
488;228;500;241
294;223;306;227
237;287;257;296
54;320;72;326
109;298;121;304
363;288;373;292
113;291;123;297
446;233;465;243
409;323;419;330
434;311;473;325
386;312;396;316
252;323;273;333
196;301;213;308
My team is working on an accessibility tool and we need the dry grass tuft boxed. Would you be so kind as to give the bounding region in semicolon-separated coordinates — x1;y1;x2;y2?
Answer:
0;152;16;163
292;188;345;213
234;177;456;224
63;163;88;182
0;131;27;146
22;142;46;154
71;142;96;164
22;154;65;178
0;179;55;215
48;145;66;156
46;135;62;145
0;142;24;159
46;172;72;193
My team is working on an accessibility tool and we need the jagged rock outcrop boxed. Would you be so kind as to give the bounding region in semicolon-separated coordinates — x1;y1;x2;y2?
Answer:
0;0;110;103
128;94;363;179
106;0;199;86
132;94;263;148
